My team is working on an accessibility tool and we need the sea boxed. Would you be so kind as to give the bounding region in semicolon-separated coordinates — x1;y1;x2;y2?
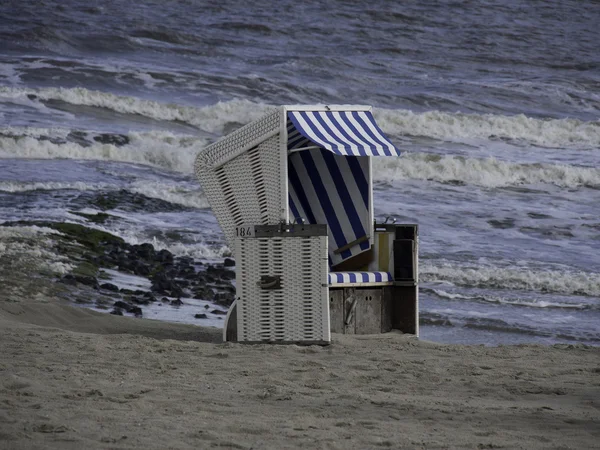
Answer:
1;0;599;346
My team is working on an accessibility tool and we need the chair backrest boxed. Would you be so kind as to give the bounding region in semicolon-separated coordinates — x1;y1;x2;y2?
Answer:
288;148;371;267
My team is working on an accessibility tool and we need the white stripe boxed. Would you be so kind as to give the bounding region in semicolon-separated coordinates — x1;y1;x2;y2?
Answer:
328;272;392;285
334;111;376;156
303;113;350;155
316;112;361;156
345;112;386;156
357;111;397;155
289;112;335;152
311;149;358;258
289;152;344;266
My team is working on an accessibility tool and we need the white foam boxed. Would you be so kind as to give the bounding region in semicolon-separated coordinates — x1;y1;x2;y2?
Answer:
429;288;590;310
0;126;71;139
0;130;206;173
0;180;111;193
373;108;600;149
373;153;600;188
0;225;73;275
0;86;275;134
3;86;600;148
421;263;600;297
129;180;209;209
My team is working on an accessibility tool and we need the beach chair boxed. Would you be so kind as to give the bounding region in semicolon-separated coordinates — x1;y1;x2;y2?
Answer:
194;105;418;344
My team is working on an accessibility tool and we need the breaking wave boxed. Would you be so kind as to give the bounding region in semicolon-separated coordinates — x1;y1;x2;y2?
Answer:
0;130;205;173
3;86;600;148
373;153;600;188
374;108;600;148
2;128;599;190
0;86;274;134
422;287;594;310
421;264;600;297
0;225;73;275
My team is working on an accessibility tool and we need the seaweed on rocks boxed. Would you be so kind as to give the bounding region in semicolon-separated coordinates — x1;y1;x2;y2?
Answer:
0;220;236;319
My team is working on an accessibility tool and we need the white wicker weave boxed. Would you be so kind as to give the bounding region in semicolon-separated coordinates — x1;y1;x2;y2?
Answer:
195;119;287;251
235;226;330;344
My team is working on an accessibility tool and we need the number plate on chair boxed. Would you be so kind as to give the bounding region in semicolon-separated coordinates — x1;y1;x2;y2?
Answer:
235;225;254;238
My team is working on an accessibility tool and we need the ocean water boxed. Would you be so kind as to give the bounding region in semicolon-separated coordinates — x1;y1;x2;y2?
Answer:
1;0;599;345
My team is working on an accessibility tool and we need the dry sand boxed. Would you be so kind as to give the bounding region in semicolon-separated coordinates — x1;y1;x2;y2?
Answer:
0;297;598;450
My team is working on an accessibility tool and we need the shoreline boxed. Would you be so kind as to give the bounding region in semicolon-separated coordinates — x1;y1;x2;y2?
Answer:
1;296;598;449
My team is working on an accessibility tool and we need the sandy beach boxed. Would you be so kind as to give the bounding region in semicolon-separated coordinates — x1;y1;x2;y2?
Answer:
1;296;598;450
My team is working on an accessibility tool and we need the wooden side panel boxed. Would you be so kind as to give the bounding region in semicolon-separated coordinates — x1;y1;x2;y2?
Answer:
343;288;356;334
329;288;345;334
355;289;383;334
381;286;393;333
392;285;418;335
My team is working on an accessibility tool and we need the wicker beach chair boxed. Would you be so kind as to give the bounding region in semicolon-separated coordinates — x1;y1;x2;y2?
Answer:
195;105;418;344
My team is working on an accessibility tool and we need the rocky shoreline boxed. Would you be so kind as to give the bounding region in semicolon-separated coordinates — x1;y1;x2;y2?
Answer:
2;219;235;321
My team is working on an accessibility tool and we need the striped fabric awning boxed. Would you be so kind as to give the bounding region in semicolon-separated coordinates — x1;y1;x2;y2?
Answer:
287;110;400;157
328;271;393;285
288;149;370;267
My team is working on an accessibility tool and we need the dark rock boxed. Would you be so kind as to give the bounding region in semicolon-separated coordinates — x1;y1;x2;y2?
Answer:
220;270;235;280
193;288;214;300
93;133;129;146
128;306;143;317
143;292;157;302
213;292;235;307
110;309;123;316
224;258;235;267
120;288;136;295
135;242;155;260
178;256;193;266
75;275;99;289
114;300;132;310
211;309;227;315
130;297;149;305
170;298;183;306
155;249;174;263
60;274;77;286
204;305;210;309
194;313;208;319
100;283;119;292
161;297;170;302
170;286;184;298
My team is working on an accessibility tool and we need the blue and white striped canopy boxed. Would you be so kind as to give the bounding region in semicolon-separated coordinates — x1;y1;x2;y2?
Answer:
287;110;400;157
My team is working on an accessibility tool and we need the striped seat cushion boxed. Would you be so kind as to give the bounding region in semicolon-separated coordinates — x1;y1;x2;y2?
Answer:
328;271;393;285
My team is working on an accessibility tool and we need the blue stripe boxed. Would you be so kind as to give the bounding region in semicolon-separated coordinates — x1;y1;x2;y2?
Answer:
360;272;368;282
375;272;382;282
313;112;365;156
298;111;335;151
320;149;367;250
299;150;352;259
288;156;317;225
363;111;400;156
337;112;369;156
346;156;369;210
351;112;392;156
349;273;356;283
322;112;371;155
287;111;400;157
